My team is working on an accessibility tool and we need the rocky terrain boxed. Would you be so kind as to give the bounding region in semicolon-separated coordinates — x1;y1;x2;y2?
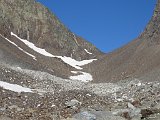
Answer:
1;64;160;120
0;0;160;120
0;0;102;80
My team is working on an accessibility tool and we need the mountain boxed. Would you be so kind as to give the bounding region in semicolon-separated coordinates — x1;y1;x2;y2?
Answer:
1;0;160;119
0;0;102;80
87;0;160;83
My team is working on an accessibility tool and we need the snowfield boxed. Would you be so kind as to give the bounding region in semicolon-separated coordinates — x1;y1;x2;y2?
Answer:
11;32;97;70
1;32;96;82
10;32;96;82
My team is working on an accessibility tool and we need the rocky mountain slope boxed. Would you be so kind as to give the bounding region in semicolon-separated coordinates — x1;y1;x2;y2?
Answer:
0;0;102;80
88;0;160;83
1;0;160;120
0;0;101;59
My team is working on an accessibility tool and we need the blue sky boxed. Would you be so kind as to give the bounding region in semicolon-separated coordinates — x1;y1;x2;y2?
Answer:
37;0;156;53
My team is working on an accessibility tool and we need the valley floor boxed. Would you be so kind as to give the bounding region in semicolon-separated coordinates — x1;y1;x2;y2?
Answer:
0;64;160;120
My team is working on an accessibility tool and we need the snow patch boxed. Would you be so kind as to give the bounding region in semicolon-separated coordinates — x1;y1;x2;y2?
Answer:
70;71;93;82
11;32;54;57
0;81;33;93
0;34;36;60
11;32;96;69
84;49;93;55
58;56;97;70
71;71;78;74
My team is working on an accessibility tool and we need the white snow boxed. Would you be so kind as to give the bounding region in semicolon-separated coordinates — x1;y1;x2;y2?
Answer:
0;81;33;93
0;34;36;60
71;71;78;74
11;32;54;57
137;82;142;86
51;104;56;107
116;98;124;102
70;71;93;82
84;49;93;55
11;32;97;69
57;56;97;70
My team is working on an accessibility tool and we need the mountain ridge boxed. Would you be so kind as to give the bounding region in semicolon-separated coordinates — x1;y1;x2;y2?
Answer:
0;0;102;59
87;0;160;83
0;0;103;80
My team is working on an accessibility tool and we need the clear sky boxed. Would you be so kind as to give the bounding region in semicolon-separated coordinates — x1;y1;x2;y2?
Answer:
37;0;156;53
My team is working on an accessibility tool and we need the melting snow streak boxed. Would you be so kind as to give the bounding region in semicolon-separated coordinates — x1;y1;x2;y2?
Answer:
0;34;36;60
0;81;33;93
70;71;93;82
84;49;93;55
11;32;54;57
11;32;96;69
58;56;96;70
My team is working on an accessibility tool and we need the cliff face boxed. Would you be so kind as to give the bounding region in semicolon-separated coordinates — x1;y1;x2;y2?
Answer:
0;0;102;79
88;0;160;83
0;0;101;60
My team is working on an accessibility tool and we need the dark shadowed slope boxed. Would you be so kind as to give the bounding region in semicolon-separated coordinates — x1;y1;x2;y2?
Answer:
87;0;160;83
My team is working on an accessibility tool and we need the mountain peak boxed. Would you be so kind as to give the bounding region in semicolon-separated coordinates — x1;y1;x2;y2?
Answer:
0;0;102;81
0;0;102;60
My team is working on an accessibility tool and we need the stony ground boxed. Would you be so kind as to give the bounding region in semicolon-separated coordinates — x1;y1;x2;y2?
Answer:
1;64;160;120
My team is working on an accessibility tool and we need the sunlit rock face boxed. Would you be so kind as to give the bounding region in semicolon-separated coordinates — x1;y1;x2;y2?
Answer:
0;0;102;79
0;0;102;60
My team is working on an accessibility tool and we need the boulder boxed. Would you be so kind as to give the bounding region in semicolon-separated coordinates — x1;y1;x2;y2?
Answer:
73;111;126;120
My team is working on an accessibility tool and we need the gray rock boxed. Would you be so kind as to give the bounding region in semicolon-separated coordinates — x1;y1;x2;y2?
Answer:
129;108;141;118
0;107;6;111
65;99;80;108
8;105;23;112
75;111;96;120
154;103;160;110
73;111;126;120
0;116;13;120
147;113;160;120
112;105;141;120
112;109;130;116
128;103;136;110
